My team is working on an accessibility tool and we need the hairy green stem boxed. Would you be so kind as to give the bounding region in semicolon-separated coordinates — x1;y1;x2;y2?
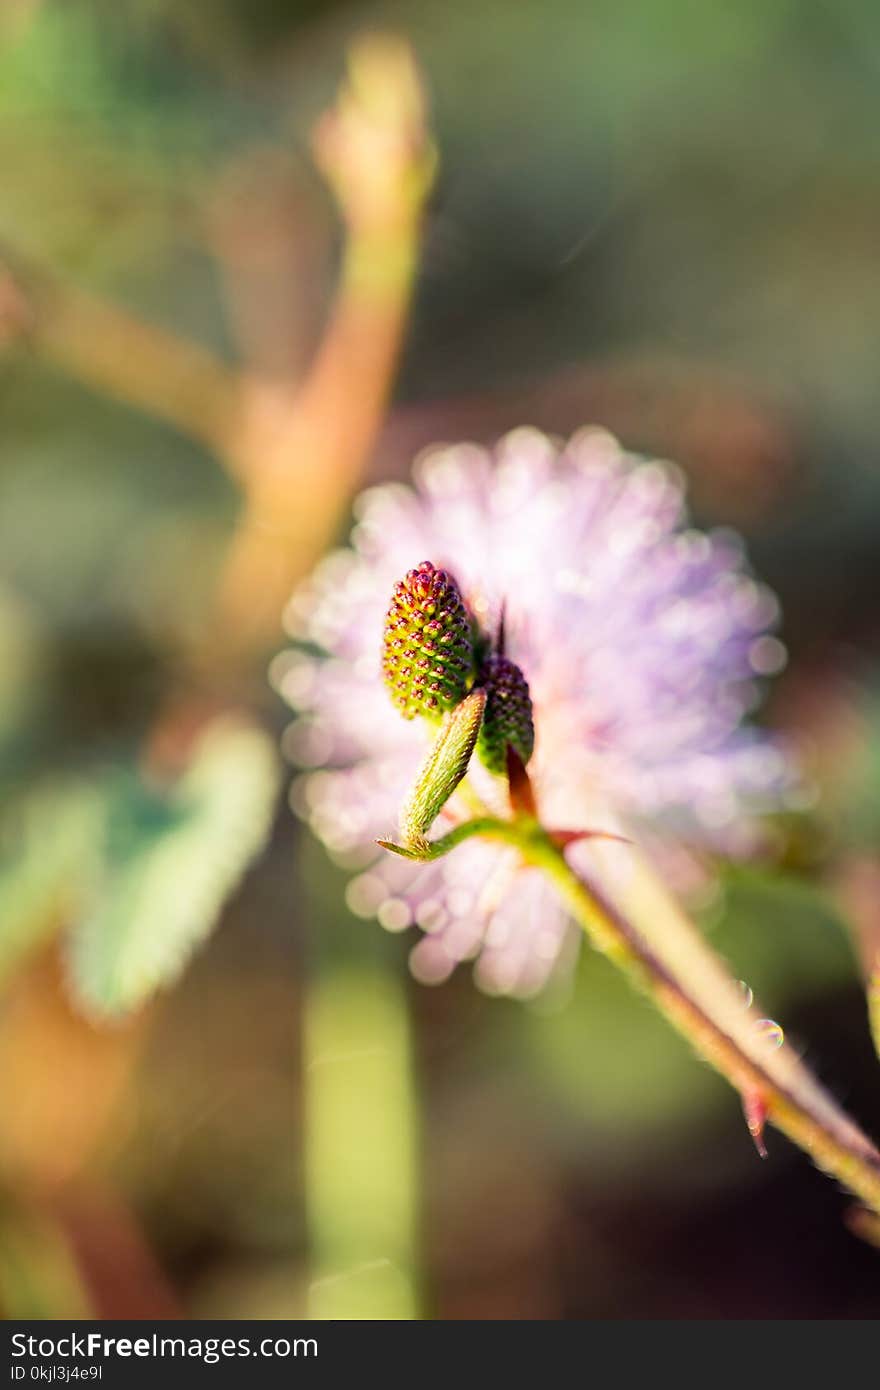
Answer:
403;815;880;1216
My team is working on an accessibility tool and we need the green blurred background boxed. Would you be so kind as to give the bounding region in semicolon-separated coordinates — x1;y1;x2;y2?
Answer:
2;0;880;1319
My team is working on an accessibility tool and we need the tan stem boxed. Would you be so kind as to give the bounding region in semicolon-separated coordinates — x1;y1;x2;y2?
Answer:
404;815;880;1216
3;258;244;465
213;218;420;651
534;832;880;1212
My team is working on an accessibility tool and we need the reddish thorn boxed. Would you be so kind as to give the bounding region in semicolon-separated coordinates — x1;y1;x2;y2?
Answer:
742;1089;769;1159
548;827;632;850
506;744;537;818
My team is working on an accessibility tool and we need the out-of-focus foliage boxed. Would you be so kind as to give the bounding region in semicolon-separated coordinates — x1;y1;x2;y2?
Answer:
0;780;103;987
1;0;880;1320
67;723;280;1019
0;723;279;1019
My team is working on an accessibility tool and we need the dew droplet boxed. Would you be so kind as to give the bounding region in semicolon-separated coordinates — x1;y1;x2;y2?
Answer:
756;1017;784;1049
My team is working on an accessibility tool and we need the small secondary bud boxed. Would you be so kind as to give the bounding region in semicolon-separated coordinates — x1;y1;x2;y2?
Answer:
383;561;474;719
476;654;535;775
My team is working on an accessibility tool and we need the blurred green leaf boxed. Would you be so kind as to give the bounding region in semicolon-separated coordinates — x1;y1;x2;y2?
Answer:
0;780;104;986
66;720;280;1020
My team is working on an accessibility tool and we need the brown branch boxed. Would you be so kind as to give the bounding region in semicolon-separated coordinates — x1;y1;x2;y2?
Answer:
1;35;434;662
213;223;421;647
0;254;245;468
212;36;434;652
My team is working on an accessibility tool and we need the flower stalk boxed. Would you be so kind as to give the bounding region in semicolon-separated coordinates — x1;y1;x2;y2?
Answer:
382;810;880;1218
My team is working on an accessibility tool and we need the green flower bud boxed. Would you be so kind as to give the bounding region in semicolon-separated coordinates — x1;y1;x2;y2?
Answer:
383;561;473;719
476;654;535;775
399;688;486;850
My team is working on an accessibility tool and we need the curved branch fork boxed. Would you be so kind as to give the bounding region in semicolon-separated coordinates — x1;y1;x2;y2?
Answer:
381;815;880;1219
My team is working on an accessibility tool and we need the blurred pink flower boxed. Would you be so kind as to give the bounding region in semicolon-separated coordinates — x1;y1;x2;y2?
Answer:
278;428;795;997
